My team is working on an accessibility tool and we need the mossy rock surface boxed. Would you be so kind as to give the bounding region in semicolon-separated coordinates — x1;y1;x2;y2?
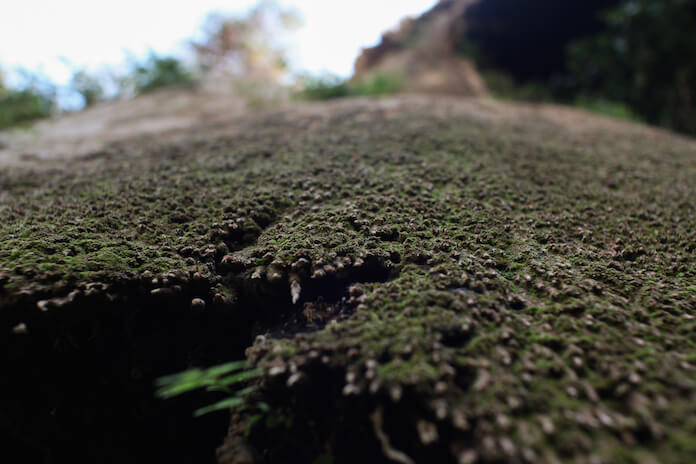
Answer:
1;97;695;463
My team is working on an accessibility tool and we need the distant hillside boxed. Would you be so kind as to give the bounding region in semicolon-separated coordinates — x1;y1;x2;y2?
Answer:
352;0;486;96
356;0;696;136
353;0;621;95
355;0;620;95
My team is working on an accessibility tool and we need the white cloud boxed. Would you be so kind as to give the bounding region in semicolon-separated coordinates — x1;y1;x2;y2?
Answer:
0;0;437;84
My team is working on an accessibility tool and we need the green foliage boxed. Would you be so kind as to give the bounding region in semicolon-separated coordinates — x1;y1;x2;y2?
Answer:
351;72;404;97
298;72;404;101
0;73;55;129
483;69;640;124
70;70;104;107
481;70;553;102
312;454;334;464
462;0;696;133
567;0;696;134
453;38;483;62
573;95;641;122
155;360;266;417
298;74;351;100
127;53;195;95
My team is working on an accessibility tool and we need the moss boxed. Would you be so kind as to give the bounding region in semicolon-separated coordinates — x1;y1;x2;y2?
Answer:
2;97;696;462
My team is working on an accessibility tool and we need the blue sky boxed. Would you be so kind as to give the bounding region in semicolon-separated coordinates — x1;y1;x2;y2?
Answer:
0;0;438;85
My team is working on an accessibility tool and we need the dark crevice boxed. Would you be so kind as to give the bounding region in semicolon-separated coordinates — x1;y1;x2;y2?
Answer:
238;362;469;464
0;244;399;463
0;279;244;464
229;254;398;339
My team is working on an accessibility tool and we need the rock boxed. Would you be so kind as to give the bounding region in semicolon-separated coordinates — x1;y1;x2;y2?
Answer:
538;415;555;435
268;360;286;376
251;267;265;280
353;0;486;97
150;287;173;297
290;277;302;304
266;266;283;282
390;385;403;403
37;300;54;312
417;420;438;445
12;323;27;334
220;254;246;272
291;257;310;271
458;450;478;464
507;294;527;309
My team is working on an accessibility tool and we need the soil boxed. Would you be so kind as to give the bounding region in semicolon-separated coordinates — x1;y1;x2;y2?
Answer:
1;92;695;464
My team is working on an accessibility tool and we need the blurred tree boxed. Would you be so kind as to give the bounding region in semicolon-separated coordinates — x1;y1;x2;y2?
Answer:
0;90;52;126
70;70;104;107
458;0;696;133
568;0;696;134
0;71;55;129
298;73;351;100
130;54;195;94
192;0;301;86
463;0;621;84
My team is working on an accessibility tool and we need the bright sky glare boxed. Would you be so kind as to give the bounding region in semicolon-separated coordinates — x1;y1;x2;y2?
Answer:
0;0;438;85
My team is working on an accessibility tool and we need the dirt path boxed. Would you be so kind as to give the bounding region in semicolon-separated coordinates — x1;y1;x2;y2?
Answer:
1;95;695;463
0;88;261;168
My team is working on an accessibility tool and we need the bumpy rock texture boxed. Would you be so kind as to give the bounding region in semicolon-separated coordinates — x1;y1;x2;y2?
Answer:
1;96;695;463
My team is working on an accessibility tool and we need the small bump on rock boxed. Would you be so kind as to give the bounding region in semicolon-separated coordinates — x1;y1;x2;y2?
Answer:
37;300;52;312
12;323;28;334
290;277;302;304
417;420;438;445
150;288;173;297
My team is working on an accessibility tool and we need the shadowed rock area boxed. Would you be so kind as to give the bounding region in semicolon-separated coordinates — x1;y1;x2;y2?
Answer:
353;0;625;96
1;95;695;463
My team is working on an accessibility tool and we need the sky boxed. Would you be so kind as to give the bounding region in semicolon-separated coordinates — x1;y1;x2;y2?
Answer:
0;0;438;86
